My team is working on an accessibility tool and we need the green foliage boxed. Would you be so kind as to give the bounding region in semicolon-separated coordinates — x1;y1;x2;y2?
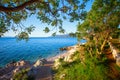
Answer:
13;69;35;80
54;51;113;80
59;26;65;33
43;27;50;33
111;29;120;38
52;32;56;36
0;0;89;38
25;26;35;34
54;0;120;79
16;32;29;41
77;0;120;54
0;18;9;37
15;26;35;41
69;32;76;37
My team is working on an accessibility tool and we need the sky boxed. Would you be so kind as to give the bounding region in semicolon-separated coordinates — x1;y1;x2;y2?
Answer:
4;0;93;37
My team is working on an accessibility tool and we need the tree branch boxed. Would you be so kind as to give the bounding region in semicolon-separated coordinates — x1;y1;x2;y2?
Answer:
0;0;46;12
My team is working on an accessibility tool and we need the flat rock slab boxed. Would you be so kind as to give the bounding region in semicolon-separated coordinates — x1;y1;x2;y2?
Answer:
35;66;52;80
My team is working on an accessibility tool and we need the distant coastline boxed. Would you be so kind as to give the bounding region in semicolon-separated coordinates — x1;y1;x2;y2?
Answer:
2;34;75;38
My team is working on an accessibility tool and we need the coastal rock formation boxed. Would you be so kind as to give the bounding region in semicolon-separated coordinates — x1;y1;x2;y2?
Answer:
0;58;54;80
60;46;73;51
33;58;47;67
54;45;80;69
0;60;31;80
0;45;80;80
16;60;30;67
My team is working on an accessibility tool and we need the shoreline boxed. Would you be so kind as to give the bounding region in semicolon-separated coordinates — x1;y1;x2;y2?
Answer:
0;45;76;68
0;45;78;80
47;51;69;61
47;45;78;62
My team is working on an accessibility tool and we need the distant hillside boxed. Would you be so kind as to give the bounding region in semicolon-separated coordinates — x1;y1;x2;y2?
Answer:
53;34;71;38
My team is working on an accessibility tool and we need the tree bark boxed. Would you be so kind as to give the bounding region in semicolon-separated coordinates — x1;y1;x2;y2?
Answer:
100;32;110;52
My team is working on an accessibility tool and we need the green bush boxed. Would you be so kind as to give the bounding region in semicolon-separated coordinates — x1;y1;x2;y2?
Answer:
13;69;35;80
54;51;112;80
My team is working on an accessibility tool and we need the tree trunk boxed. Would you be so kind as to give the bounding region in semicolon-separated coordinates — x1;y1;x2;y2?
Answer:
100;32;110;53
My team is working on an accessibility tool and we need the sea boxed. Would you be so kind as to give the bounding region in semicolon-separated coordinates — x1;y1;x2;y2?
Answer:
0;37;86;67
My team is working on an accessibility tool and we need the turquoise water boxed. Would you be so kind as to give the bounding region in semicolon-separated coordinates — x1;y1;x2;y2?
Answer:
0;37;85;67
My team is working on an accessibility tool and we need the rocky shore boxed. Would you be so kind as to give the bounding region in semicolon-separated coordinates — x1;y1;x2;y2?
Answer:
0;45;79;80
0;58;53;80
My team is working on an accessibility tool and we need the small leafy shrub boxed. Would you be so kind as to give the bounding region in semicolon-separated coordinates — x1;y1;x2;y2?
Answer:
13;69;35;80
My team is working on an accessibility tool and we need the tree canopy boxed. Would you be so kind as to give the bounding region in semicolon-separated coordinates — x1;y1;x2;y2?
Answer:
77;0;120;55
0;0;89;39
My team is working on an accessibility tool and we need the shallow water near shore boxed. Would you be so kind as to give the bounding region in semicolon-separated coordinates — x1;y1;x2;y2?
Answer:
0;37;85;67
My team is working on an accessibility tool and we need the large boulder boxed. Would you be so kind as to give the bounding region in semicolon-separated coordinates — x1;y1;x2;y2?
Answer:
33;58;47;67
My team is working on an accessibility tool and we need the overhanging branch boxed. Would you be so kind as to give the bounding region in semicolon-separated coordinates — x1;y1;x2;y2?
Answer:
0;0;46;12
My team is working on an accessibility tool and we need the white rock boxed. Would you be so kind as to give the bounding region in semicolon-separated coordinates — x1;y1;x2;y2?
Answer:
54;58;62;69
33;59;43;67
13;67;22;74
16;60;27;66
60;74;66;79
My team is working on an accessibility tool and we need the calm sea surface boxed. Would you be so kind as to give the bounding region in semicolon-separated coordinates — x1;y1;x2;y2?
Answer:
0;37;85;67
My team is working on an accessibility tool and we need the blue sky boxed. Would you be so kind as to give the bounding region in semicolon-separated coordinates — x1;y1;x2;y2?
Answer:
4;1;93;37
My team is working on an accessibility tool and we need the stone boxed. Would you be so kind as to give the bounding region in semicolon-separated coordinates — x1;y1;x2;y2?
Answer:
13;67;22;74
54;58;62;69
60;74;66;79
15;60;30;67
40;58;47;63
33;59;47;67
